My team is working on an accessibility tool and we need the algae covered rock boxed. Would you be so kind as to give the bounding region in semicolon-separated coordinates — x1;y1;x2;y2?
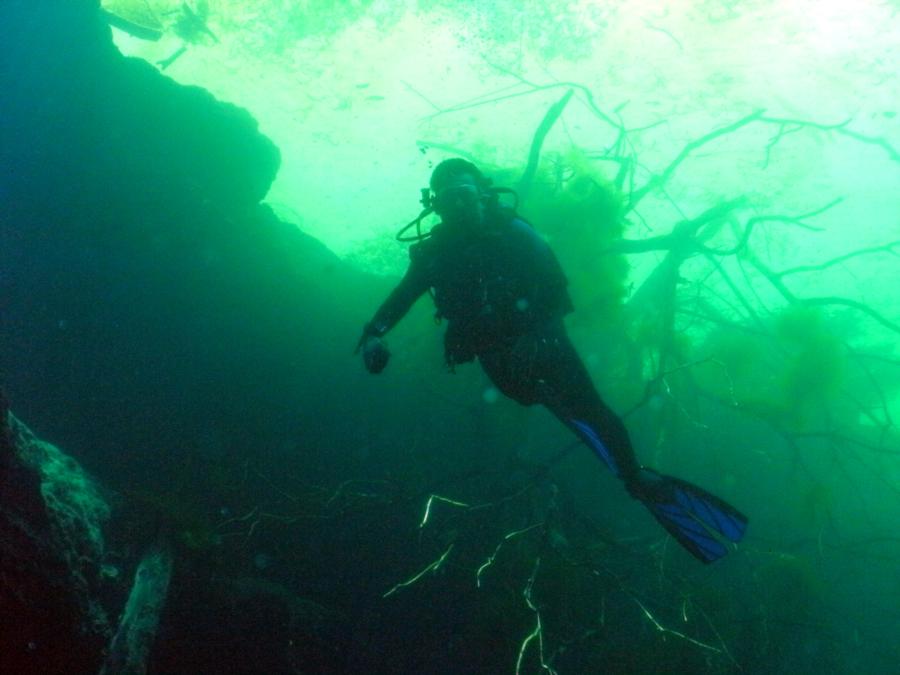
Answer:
0;398;114;673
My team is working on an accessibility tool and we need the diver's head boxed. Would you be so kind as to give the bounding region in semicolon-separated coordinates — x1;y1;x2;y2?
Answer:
429;158;491;228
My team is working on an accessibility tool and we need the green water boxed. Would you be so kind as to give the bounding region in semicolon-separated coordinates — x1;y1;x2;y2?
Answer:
63;0;900;671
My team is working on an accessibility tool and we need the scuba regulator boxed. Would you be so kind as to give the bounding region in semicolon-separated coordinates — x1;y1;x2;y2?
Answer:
395;184;520;243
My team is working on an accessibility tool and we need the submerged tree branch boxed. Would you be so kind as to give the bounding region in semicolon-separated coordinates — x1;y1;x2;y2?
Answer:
776;239;900;278
517;89;575;201
627;109;766;211
751;257;900;335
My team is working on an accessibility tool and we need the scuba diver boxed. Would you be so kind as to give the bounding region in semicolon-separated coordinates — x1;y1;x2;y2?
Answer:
356;158;747;563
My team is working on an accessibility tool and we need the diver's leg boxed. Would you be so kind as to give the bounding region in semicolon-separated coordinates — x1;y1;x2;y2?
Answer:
482;322;748;563
479;320;640;480
526;324;749;563
480;322;748;563
528;324;641;480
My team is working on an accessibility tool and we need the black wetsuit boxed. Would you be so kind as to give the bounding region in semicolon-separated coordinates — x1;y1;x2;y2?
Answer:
365;210;640;479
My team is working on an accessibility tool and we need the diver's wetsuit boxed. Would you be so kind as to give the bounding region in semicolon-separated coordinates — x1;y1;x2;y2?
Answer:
365;210;640;480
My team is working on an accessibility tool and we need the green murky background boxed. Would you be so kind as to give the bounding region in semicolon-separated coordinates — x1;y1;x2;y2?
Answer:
10;0;900;672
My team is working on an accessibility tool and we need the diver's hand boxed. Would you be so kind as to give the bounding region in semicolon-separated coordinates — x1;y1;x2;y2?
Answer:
361;336;390;374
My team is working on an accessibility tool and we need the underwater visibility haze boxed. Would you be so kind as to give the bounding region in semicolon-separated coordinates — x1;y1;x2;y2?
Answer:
1;0;899;673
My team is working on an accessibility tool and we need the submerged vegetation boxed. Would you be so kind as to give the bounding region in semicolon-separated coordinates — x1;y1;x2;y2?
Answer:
695;304;850;430
525;147;631;326
313;61;899;670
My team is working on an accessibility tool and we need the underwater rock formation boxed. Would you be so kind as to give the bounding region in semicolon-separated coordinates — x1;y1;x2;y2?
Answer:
0;0;367;484
1;0;279;216
0;396;114;673
0;3;378;671
100;542;174;675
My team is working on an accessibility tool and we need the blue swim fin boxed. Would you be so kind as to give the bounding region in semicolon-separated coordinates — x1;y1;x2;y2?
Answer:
629;468;748;564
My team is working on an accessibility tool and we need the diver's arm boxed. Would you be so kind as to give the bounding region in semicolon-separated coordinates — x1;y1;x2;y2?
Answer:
356;253;430;373
363;268;429;339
